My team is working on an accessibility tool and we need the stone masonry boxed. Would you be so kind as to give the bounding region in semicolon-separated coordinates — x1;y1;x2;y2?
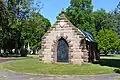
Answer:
40;11;99;65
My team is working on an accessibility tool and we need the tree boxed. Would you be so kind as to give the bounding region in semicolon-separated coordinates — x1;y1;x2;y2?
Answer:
0;0;49;55
96;29;120;55
5;0;47;50
0;0;32;54
22;12;51;50
0;0;10;50
92;9;115;32
5;0;43;29
4;0;46;48
65;0;96;36
112;1;120;36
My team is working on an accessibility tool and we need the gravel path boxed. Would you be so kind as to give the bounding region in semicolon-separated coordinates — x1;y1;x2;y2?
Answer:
0;58;120;80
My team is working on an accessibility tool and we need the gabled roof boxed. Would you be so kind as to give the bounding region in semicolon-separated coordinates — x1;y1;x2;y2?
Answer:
42;11;96;43
78;29;96;42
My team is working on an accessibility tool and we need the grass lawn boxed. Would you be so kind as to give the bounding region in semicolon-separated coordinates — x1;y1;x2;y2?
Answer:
100;54;120;69
27;54;39;59
0;59;114;75
100;54;120;60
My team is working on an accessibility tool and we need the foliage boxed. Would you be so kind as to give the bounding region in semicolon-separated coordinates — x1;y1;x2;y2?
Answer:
0;0;50;55
22;12;51;49
92;9;115;32
1;0;120;56
0;0;9;48
65;0;120;55
0;0;21;51
65;0;96;36
96;29;120;54
111;2;120;36
0;0;32;51
0;59;114;75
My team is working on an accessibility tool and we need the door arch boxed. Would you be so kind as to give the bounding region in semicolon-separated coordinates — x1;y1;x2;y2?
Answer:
57;37;69;62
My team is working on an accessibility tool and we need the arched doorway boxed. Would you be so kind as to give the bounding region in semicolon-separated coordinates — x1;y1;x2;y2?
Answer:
57;37;69;62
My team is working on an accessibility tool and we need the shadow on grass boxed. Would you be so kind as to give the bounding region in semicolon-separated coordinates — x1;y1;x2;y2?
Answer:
94;58;120;74
99;59;120;68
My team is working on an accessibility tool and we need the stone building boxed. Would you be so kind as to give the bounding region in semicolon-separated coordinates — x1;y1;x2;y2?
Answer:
40;11;100;65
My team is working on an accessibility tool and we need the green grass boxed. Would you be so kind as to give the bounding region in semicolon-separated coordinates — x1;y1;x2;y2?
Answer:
0;59;114;75
99;54;120;69
27;54;39;59
100;54;120;60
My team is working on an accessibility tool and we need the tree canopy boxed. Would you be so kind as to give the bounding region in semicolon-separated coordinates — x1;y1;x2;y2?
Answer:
65;0;120;54
92;9;115;32
112;2;120;36
22;12;51;50
0;0;120;55
0;0;50;55
96;29;120;54
65;0;96;35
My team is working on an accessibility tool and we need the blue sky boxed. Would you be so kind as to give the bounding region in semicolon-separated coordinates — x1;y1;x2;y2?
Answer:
37;0;119;24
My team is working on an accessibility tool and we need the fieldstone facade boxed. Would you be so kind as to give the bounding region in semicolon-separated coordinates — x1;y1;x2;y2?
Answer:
40;12;100;65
